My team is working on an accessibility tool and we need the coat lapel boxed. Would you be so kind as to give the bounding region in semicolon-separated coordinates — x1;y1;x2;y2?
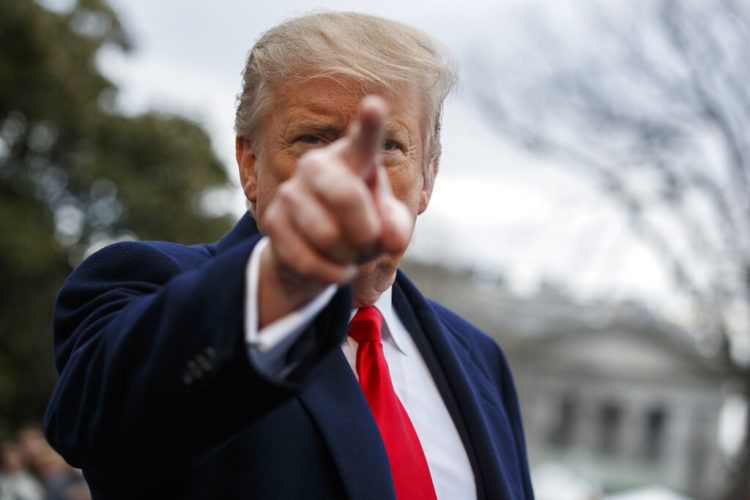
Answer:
298;349;396;500
393;271;516;500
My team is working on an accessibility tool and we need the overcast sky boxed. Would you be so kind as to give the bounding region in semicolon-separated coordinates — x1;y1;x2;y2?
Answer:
46;0;688;321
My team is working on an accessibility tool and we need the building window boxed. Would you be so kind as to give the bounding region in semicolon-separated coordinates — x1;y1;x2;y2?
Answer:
598;402;623;456
642;406;668;462
547;394;576;448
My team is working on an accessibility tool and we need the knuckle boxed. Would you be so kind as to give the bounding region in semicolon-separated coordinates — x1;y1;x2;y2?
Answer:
294;254;315;277
351;213;381;245
329;182;364;209
313;223;341;249
362;212;381;235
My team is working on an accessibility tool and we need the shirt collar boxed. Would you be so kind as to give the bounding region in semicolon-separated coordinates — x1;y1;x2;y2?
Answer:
350;286;408;356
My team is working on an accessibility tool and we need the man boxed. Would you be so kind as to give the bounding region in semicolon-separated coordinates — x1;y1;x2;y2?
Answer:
44;12;534;500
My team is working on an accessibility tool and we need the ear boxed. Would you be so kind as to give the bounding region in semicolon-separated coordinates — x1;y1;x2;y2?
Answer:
236;136;258;204
418;155;439;214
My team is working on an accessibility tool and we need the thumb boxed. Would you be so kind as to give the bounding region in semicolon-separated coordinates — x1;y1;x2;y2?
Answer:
372;166;413;255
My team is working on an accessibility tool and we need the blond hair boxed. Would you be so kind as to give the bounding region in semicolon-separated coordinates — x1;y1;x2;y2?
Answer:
234;11;457;161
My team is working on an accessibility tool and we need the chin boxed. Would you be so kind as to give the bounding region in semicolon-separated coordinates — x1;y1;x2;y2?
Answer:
357;253;401;278
351;254;401;305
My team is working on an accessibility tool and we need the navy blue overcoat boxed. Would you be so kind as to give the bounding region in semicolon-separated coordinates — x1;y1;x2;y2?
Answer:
45;214;534;499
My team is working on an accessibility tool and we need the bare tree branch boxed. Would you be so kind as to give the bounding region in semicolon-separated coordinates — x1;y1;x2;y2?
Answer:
469;2;750;492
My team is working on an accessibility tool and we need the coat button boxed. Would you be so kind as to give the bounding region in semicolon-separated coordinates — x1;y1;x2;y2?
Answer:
187;359;203;379
196;354;212;371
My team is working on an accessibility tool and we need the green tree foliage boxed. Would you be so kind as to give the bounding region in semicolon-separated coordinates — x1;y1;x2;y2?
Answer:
0;0;234;435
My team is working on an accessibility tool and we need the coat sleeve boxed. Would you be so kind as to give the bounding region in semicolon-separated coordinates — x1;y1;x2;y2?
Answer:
44;236;351;480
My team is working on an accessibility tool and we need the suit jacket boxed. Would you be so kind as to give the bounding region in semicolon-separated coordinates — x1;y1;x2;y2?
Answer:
44;214;534;499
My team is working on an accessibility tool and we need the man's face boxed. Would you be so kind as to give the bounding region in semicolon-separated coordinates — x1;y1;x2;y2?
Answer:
237;76;436;272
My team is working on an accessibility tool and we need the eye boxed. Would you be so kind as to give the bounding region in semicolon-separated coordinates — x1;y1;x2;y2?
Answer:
382;139;401;151
299;135;324;145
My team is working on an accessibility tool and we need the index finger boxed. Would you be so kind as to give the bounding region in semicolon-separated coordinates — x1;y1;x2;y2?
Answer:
343;96;388;183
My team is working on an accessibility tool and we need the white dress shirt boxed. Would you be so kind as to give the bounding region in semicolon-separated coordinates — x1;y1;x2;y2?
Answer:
244;237;476;499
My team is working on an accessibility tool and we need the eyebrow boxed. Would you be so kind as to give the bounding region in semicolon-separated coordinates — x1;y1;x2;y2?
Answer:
385;125;409;140
285;121;344;136
284;118;414;145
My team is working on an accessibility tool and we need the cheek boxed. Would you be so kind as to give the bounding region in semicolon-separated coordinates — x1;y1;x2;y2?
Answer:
254;163;294;219
388;166;424;214
254;178;275;216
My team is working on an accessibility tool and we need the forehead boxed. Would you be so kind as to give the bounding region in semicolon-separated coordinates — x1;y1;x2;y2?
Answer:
267;76;426;136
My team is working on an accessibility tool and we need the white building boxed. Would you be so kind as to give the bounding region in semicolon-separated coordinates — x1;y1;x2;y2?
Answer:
510;320;729;498
401;260;732;499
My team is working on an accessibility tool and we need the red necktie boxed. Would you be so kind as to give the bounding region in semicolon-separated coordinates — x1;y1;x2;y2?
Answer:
349;306;437;500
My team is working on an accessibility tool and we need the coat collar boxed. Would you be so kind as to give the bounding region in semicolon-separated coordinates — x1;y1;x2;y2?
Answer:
214;212;260;254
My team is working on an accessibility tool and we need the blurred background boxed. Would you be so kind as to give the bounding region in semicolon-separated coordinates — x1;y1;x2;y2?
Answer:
0;0;747;499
